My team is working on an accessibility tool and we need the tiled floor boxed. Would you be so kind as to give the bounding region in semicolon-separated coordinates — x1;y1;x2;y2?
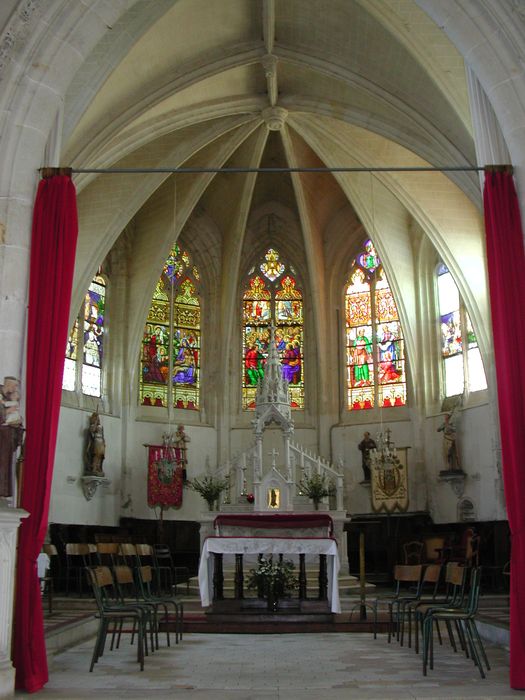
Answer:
31;631;520;700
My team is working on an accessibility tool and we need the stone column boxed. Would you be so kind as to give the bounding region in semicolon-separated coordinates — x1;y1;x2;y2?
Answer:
0;503;28;698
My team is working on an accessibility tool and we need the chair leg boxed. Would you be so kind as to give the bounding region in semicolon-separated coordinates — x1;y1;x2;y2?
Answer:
464;619;485;679
387;602;393;643
435;619;443;645
429;618;435;670
89;619;105;672
422;615;431;676
454;618;467;653
445;619;457;652
469;619;491;671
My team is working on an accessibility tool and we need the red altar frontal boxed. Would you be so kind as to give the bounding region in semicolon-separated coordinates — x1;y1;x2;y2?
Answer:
213;512;334;537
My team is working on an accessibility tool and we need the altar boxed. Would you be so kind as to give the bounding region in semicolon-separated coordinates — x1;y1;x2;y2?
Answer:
198;534;341;613
195;331;347;619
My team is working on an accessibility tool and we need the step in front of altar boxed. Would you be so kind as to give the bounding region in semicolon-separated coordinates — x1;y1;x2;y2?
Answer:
185;568;376;599
207;597;334;624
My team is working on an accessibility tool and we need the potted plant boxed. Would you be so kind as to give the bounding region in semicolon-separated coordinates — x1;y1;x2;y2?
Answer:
187;474;228;511
298;471;330;510
247;555;298;611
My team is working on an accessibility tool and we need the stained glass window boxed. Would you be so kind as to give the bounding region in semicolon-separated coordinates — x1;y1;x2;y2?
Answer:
242;251;304;410
81;276;106;396
62;274;106;397
345;240;406;410
437;263;487;396
139;244;200;410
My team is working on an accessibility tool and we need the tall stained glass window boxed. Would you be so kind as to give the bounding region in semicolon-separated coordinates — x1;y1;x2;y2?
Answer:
139;244;200;409
242;248;304;410
62;274;106;397
345;240;406;410
437;263;487;397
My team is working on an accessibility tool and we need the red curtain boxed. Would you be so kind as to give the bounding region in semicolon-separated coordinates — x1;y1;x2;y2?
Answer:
13;172;78;693
483;168;525;689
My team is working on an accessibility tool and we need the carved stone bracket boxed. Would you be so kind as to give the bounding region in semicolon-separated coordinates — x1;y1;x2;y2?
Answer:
81;476;110;501
438;469;466;498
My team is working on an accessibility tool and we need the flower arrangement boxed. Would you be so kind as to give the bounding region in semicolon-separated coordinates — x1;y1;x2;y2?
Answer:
246;493;255;504
298;471;330;509
187;474;228;510
247;555;298;608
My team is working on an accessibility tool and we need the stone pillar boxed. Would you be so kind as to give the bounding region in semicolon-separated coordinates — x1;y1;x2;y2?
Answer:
284;432;291;482
0;503;28;698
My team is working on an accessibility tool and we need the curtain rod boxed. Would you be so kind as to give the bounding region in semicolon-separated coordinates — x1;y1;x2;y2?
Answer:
45;165;488;175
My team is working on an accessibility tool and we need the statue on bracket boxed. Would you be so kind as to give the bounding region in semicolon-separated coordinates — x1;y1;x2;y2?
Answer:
357;431;376;483
437;404;462;473
85;411;106;477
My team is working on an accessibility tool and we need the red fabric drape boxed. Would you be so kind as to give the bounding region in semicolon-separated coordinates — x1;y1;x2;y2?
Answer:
13;174;78;693
483;168;525;689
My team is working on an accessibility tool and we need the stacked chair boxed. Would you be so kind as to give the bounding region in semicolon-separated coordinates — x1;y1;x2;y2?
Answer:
371;564;423;640
421;567;489;678
153;544;190;594
86;566;150;671
84;542;185;671
374;557;490;680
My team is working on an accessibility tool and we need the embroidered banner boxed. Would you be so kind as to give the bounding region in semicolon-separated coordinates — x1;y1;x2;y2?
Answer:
371;447;409;513
147;444;184;508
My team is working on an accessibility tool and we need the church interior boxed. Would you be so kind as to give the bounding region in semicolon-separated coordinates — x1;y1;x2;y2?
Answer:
1;0;525;696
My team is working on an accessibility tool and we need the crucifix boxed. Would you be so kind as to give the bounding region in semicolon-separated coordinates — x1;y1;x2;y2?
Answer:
268;448;279;469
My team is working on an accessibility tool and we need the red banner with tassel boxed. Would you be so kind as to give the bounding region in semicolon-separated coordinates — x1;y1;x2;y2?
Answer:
147;444;184;508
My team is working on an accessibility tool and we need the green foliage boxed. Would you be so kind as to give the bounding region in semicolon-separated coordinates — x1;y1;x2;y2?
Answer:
187;474;228;508
247;556;298;597
298;471;330;504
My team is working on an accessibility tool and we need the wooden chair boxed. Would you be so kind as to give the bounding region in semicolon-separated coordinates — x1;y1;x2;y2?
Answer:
118;543;138;567
41;544;60;613
65;543;93;595
96;542;120;566
422;567;489;678
371;564;423;640
153;544;190;594
112;564;166;650
86;566;147;672
412;561;467;654
137;565;184;644
403;541;423;565
396;563;442;647
423;536;447;563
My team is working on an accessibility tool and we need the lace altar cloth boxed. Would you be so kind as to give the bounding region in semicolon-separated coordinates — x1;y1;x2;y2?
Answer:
198;536;341;612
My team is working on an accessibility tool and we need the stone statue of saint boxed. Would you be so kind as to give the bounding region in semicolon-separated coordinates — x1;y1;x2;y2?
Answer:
437;411;461;471
85;411;105;476
358;431;376;482
174;424;190;480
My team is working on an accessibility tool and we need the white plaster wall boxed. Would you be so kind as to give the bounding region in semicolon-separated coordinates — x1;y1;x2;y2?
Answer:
121;420;217;522
331;419;421;515
50;407;122;526
424;402;506;524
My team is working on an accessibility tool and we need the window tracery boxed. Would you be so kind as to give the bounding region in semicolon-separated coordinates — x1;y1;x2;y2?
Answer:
63;274;106;397
345;240;406;410
139;244;200;410
242;249;304;410
437;263;487;397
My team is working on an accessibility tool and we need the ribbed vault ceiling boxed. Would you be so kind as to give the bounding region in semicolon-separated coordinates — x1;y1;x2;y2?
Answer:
63;0;488;372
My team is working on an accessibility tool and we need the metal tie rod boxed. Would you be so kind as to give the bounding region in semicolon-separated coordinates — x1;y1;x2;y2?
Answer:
69;165;484;175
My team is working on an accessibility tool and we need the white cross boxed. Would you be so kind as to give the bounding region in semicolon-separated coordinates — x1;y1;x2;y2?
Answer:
268;448;279;469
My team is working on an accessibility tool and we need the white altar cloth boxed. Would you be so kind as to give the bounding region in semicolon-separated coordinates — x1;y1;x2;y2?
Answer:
198;536;341;613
